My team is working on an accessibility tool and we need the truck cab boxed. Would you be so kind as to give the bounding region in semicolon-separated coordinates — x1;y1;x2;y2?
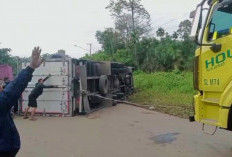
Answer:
190;0;232;130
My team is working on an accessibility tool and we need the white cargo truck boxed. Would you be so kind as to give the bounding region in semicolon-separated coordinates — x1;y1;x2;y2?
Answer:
19;57;133;116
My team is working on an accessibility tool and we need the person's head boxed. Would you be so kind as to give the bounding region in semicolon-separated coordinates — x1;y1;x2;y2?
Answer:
38;78;43;84
4;77;9;83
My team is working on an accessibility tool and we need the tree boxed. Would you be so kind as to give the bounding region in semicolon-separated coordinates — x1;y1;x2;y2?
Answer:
156;27;165;38
106;0;151;40
172;31;179;40
177;19;192;40
114;14;132;43
94;17;196;72
0;48;17;75
96;28;125;54
106;0;152;65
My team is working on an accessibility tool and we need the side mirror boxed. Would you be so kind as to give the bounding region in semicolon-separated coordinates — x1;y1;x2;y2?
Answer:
190;6;202;40
210;43;222;53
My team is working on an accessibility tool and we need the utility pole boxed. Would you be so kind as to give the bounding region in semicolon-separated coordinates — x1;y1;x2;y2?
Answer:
87;43;92;56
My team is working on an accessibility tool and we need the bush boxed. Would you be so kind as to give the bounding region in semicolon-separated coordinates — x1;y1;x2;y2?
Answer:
129;71;195;118
83;49;135;67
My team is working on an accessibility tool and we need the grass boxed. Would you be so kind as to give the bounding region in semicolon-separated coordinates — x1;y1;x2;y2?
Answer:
129;71;195;118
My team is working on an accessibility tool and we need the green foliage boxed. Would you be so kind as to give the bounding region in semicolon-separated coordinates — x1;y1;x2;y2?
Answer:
0;48;18;75
96;2;196;72
84;49;134;66
156;27;165;37
129;71;195;118
84;51;113;61
96;28;125;54
106;0;152;66
92;27;196;72
177;19;192;40
133;71;194;93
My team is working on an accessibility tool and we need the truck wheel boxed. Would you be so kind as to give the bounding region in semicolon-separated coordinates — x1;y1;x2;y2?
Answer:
99;75;109;95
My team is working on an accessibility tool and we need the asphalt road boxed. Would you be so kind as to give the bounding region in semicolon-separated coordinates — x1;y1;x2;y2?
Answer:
15;104;232;157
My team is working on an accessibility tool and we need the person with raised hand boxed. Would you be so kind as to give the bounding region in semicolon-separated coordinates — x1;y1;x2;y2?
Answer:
0;47;43;157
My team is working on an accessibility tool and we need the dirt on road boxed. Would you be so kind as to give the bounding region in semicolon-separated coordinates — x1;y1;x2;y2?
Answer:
15;104;232;157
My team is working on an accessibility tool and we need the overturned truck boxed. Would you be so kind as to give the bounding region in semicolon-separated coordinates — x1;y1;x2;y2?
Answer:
19;58;133;116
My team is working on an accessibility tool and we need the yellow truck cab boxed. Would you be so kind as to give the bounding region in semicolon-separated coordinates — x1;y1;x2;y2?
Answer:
190;0;232;131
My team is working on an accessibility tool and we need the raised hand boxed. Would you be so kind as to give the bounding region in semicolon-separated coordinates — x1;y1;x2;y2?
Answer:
29;47;44;69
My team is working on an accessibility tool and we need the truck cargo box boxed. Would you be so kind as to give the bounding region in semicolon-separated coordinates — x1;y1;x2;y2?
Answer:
19;57;133;116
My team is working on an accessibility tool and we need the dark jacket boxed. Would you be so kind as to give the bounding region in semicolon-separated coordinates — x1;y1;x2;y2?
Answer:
30;77;54;99
2;81;18;111
2;81;10;89
0;66;34;151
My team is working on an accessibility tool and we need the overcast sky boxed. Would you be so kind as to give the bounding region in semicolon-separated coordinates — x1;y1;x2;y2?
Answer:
0;0;201;58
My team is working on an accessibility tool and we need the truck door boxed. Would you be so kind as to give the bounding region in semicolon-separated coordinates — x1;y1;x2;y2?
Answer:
198;1;232;128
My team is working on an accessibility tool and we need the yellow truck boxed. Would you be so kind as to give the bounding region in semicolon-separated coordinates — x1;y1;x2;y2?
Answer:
190;0;232;131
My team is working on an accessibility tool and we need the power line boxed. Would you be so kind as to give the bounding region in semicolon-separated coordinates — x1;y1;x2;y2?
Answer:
155;19;178;29
153;12;189;30
150;12;190;36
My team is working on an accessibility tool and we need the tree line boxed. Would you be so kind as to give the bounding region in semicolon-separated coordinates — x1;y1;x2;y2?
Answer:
0;48;18;75
84;0;196;72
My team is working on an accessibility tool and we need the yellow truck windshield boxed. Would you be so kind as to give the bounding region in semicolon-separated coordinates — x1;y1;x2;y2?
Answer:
208;2;232;40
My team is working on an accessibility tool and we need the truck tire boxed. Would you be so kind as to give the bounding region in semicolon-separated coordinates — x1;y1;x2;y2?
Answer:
99;75;109;95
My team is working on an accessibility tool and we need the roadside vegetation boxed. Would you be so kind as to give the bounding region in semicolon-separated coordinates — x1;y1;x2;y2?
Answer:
129;71;195;118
